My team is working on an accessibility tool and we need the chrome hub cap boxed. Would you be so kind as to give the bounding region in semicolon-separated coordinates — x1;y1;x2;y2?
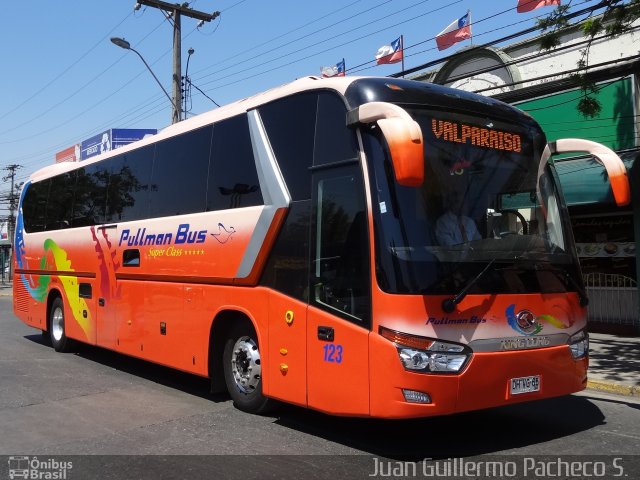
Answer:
230;336;261;394
52;306;64;342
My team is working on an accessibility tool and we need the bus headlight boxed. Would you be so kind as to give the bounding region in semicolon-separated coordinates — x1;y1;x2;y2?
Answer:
569;330;589;359
380;327;472;374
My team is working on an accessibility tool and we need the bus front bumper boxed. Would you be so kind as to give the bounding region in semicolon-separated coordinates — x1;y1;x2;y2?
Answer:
369;334;588;419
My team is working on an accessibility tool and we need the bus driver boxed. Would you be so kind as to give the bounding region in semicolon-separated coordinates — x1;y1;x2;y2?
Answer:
436;189;481;246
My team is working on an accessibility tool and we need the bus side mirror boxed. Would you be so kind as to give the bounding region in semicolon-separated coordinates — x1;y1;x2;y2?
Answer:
348;102;424;187
540;138;631;207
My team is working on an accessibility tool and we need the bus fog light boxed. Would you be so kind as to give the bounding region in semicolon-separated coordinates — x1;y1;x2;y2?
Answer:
402;389;432;404
569;330;589;359
399;348;430;370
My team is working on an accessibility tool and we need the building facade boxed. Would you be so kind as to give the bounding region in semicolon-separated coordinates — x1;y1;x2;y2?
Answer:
411;17;640;332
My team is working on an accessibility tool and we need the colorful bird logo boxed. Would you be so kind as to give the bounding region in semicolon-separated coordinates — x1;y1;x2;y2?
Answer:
506;304;570;336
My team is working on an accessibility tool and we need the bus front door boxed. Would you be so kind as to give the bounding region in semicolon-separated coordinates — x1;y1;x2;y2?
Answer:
306;166;371;416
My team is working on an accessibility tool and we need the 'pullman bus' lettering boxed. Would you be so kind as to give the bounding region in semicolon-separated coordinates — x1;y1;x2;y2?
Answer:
431;119;522;152
118;223;207;247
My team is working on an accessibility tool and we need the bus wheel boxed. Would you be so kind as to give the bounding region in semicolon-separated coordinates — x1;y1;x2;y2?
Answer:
49;297;72;353
223;322;273;414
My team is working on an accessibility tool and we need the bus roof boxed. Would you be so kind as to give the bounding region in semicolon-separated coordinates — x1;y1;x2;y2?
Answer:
28;75;534;183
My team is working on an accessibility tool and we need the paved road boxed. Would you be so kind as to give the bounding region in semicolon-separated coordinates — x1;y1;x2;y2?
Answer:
1;296;639;479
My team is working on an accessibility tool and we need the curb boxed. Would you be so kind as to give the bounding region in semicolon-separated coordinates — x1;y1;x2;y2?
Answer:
587;379;640;398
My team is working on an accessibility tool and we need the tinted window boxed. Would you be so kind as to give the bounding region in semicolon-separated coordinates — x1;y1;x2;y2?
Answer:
150;126;212;218
207;115;263;211
312;166;370;323
260;200;311;301
73;165;109;226
314;92;359;166
106;146;154;222
46;171;76;230
258;93;317;200
22;180;50;233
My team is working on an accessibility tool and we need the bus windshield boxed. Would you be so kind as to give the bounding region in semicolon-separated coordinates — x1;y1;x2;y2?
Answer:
365;107;580;296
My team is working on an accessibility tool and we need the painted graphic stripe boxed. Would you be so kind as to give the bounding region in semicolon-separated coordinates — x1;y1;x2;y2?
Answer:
235;110;291;279
14;269;96;278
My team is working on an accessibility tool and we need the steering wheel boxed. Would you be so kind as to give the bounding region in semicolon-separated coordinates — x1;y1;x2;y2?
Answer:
496;209;528;236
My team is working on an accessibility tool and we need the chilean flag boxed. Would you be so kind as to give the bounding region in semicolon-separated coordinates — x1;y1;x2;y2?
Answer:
321;59;345;77
435;12;472;51
375;36;403;65
517;0;560;13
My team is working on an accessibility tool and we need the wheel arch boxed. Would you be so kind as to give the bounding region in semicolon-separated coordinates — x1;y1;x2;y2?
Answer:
207;309;260;393
45;288;63;332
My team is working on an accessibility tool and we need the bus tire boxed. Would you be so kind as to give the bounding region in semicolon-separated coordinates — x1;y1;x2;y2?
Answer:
223;321;274;414
49;297;72;353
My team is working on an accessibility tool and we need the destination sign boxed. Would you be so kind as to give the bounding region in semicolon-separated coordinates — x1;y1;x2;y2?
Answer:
431;119;522;153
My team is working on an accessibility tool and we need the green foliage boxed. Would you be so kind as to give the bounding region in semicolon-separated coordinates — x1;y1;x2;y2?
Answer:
577;96;602;118
581;18;603;37
538;1;639;118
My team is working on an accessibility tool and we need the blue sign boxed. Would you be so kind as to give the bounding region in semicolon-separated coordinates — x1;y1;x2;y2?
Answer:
80;128;157;160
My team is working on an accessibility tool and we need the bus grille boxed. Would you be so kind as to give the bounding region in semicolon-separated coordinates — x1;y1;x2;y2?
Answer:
14;278;29;313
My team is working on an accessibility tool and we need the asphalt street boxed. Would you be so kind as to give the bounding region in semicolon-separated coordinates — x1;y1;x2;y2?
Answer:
0;295;639;479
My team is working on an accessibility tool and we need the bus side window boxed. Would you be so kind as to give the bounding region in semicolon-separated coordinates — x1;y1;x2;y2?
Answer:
105;146;154;223
46;171;76;230
314;92;359;166
22;180;50;233
260;200;311;302
258;93;317;201
207;114;263;211
73;165;108;227
150;125;212;218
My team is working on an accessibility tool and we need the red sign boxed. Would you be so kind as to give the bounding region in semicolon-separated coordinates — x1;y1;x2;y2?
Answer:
55;145;80;163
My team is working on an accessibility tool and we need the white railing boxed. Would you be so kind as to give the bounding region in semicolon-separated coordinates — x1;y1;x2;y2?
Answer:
583;273;639;325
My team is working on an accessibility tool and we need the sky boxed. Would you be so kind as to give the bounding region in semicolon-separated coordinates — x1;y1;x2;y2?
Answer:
0;0;606;197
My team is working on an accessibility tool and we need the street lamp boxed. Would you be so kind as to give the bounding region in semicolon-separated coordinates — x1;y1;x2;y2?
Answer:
110;37;179;123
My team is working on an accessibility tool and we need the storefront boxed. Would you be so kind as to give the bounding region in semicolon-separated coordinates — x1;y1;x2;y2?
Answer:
553;151;640;333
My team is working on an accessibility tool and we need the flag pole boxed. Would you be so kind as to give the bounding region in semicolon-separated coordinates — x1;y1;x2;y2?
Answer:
468;10;472;46
401;35;405;77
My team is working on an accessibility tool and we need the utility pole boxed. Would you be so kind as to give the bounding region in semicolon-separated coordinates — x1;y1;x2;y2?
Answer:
137;0;219;123
2;164;22;281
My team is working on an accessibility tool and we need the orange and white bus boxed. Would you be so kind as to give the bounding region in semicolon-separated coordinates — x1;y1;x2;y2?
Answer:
13;76;630;418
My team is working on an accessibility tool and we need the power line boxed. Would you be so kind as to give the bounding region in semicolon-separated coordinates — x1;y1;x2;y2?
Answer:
475;57;639;97
382;0;606;78
193;0;392;81
0;16;169;141
190;0;367;77
2;2;624;176
193;0;460;91
192;0;603;96
0;11;133;123
2;165;22;257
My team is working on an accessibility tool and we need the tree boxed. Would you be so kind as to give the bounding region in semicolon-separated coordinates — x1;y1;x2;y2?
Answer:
538;0;640;117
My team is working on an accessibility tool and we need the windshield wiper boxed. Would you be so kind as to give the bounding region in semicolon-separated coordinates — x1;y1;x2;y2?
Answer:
442;259;496;313
512;258;589;307
540;264;589;307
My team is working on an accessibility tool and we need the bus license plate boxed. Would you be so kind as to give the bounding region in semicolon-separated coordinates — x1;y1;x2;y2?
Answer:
510;375;540;395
